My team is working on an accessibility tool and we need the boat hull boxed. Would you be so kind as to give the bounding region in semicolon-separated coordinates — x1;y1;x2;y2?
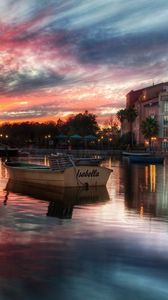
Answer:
5;164;112;187
122;151;150;156
0;149;18;156
128;156;164;164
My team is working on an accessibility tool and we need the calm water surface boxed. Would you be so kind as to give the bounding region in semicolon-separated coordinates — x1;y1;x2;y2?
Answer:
0;157;168;300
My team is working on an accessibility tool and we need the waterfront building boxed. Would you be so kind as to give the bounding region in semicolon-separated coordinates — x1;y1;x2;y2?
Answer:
124;82;168;148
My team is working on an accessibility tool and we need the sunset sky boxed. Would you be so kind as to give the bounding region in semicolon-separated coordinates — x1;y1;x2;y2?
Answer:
0;0;168;124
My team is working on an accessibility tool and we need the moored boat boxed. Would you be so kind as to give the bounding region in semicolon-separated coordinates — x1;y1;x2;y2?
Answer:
17;150;30;157
4;154;112;187
122;151;150;156
128;155;164;164
73;157;103;166
0;144;18;156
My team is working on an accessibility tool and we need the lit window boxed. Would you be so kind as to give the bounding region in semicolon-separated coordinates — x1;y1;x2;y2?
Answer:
163;116;168;126
163;127;168;137
150;114;156;119
163;101;168;112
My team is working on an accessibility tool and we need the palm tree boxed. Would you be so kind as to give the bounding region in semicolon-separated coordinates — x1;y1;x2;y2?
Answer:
141;116;159;148
117;109;127;137
125;107;138;148
117;109;127;124
117;107;137;148
125;107;138;132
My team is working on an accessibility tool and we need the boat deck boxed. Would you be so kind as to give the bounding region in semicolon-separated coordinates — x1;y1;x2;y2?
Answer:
5;161;50;170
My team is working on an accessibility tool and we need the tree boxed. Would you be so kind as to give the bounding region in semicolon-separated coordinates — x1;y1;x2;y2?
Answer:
116;109;127;140
125;107;138;147
0;111;99;148
117;109;127;124
141;116;159;146
65;111;99;136
102;115;120;147
119;132;136;148
125;107;138;131
56;119;65;133
117;107;137;147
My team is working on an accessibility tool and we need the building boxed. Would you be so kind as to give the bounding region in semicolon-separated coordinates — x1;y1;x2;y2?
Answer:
125;82;168;148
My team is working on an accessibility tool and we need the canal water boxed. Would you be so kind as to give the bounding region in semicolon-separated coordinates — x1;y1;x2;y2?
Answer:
0;157;168;300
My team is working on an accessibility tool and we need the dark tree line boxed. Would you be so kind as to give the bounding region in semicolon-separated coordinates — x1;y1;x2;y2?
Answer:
0;111;99;147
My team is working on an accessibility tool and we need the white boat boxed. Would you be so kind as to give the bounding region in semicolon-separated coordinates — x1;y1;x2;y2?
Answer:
122;151;151;156
4;154;112;187
128;155;164;164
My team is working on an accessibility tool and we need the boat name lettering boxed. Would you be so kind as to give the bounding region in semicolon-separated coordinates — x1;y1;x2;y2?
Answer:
76;169;99;178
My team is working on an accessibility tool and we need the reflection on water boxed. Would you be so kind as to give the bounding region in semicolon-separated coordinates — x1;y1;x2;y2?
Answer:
5;180;110;219
0;158;168;299
121;160;168;218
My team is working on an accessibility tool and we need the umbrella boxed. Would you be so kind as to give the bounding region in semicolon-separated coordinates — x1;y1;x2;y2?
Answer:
56;134;68;140
70;134;82;140
84;135;97;140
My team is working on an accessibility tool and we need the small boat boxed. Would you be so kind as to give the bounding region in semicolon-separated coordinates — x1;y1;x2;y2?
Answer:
4;154;112;187
122;151;150;157
68;157;103;166
128;155;164;164
0;144;18;156
17;150;30;157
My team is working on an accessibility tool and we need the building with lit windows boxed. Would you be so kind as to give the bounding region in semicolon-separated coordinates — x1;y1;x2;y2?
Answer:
124;82;168;148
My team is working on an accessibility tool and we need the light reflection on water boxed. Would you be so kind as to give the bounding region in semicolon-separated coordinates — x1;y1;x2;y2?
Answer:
0;157;168;299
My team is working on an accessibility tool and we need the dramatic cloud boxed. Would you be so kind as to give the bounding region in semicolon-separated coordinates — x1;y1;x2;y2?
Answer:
0;0;168;123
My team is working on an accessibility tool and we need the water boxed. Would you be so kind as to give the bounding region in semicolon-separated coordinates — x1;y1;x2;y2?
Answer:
0;157;168;299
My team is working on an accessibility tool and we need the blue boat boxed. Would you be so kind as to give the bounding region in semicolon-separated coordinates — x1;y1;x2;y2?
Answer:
128;155;164;164
122;151;150;157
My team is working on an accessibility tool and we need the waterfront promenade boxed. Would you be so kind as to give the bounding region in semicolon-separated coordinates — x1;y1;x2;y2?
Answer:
20;147;168;158
21;147;122;157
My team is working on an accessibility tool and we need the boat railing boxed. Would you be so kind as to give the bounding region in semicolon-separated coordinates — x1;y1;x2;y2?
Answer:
48;154;74;171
